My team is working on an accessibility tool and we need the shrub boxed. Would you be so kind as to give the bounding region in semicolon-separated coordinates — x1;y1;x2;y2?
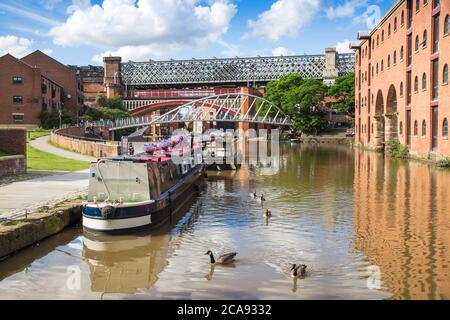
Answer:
386;139;409;158
38;110;75;129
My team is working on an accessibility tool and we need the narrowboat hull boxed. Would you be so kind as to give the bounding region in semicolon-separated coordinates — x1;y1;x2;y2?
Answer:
82;164;205;234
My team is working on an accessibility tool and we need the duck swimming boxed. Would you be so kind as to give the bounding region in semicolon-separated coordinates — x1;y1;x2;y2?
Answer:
205;250;238;265
250;192;257;198
265;209;272;218
290;264;307;278
260;194;266;202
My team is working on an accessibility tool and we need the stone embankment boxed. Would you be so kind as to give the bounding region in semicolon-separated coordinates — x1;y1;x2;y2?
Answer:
0;200;82;260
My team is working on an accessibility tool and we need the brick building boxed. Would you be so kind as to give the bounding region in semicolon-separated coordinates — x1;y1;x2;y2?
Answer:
78;65;106;107
353;0;450;159
0;50;83;127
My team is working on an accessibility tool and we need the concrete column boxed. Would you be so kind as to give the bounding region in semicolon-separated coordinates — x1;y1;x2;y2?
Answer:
323;48;339;86
385;114;398;142
373;116;385;150
103;56;122;98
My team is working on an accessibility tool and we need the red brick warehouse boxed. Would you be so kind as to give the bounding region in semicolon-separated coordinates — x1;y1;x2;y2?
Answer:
353;0;450;159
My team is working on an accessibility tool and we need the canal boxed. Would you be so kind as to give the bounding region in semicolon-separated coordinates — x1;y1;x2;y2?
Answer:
0;143;449;299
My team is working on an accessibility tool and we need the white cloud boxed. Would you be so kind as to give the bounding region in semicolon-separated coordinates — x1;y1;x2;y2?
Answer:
335;39;352;53
66;0;91;14
49;0;237;62
0;35;34;57
245;0;320;42
42;49;54;56
326;0;367;20
41;0;62;11
272;46;294;56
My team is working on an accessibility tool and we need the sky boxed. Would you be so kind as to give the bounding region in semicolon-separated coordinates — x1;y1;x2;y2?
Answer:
0;0;394;66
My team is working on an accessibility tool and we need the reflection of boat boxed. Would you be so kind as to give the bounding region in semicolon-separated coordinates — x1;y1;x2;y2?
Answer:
83;232;169;294
82;140;205;232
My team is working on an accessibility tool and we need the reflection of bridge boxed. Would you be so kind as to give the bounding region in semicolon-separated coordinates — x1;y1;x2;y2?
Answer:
97;93;291;132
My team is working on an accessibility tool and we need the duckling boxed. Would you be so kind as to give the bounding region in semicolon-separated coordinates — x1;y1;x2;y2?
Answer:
264;209;272;218
205;250;238;265
290;264;307;278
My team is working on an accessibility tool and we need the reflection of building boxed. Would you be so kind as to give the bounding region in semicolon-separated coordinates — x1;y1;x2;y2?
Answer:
354;150;450;299
353;1;450;158
83;233;170;294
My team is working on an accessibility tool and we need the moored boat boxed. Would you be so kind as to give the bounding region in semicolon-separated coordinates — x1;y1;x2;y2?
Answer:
82;139;205;233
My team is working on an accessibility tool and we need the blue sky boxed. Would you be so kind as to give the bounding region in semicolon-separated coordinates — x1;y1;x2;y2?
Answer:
0;0;394;66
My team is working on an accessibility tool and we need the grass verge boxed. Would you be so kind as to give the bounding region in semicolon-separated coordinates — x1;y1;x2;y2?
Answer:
0;151;11;157
27;144;90;171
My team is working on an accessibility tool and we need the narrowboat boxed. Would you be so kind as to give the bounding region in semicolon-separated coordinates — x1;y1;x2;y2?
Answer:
82;137;205;233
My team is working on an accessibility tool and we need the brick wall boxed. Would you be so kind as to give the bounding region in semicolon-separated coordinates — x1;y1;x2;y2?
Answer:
0;156;26;176
50;132;119;158
0;128;26;156
56;126;111;141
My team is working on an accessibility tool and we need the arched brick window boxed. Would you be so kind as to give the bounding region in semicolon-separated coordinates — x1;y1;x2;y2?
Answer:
400;46;404;60
423;30;427;48
401;11;405;25
414;76;419;92
388;23;391;37
388;55;391;68
400;121;403;135
443;64;449;84
400;82;404;96
393;51;397;64
381;60;384;72
377;35;379;46
415;35;419;51
422;73;427;90
394;17;398;31
422;120;427;137
445;15;449;35
443;118;448;139
416;0;420;11
414;120;418;136
381;30;385;42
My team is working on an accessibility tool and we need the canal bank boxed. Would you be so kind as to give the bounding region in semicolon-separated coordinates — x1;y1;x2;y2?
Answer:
0;199;82;260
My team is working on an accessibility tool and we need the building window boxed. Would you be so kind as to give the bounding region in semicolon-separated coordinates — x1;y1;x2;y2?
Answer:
393;51;397;64
422;73;427;90
13;96;23;104
394;17;398;31
433;0;440;9
376;63;379;74
407;71;412;104
424;0;428;5
433;59;439;100
423;30;427;47
388;23;391;37
12;114;24;123
377;35;379;46
445;15;449;35
382;30;384;42
408;35;412;66
400;46;404;60
416;0;420;11
381;60;384;72
400;82;404;96
400;121;403;135
401;10;405;25
433;14;440;53
388;55;391;68
422;120;427;137
415;35;419;51
443;64;449;84
414;121;419;136
12;76;23;84
443;118;448;138
414;76;419;92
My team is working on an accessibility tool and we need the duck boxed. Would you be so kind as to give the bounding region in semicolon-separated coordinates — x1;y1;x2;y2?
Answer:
205;250;238;265
290;264;307;278
259;194;266;202
264;209;272;218
250;191;257;199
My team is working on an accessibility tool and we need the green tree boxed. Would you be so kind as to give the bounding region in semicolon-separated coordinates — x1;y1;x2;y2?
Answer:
327;72;355;115
262;75;329;134
82;95;129;122
38;110;75;129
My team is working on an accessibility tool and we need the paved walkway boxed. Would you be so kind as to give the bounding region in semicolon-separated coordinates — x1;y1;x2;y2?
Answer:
30;136;97;162
0;136;94;220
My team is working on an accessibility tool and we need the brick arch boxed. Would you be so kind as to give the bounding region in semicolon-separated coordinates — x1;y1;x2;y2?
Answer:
375;90;384;116
386;84;397;114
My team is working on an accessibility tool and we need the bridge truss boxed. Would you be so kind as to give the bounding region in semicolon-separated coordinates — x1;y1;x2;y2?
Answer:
121;54;355;86
100;93;292;132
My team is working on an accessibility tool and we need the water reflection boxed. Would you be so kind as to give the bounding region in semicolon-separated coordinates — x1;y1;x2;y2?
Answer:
354;150;450;300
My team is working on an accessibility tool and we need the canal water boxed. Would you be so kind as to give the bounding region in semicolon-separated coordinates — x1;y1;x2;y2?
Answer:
1;143;449;300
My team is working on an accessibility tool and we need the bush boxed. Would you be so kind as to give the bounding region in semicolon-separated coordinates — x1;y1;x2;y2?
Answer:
38;110;75;129
386;139;409;158
437;158;450;167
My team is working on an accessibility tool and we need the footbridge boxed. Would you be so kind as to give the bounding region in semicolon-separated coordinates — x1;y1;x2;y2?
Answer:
96;93;292;132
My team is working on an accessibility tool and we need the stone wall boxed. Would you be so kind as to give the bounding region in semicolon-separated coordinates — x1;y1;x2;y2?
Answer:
51;131;119;158
0;128;26;176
